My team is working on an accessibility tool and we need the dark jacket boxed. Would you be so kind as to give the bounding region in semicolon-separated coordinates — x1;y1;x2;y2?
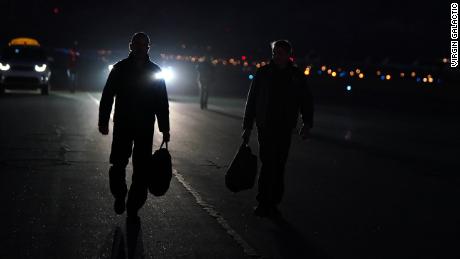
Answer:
243;61;314;130
99;53;169;132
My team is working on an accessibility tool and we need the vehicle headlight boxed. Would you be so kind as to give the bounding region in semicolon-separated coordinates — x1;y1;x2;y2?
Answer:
0;62;10;71
34;64;47;72
154;67;174;82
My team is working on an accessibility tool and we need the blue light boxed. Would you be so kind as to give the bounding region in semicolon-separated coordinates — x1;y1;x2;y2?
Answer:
416;77;421;83
248;74;254;80
380;75;385;80
15;49;19;54
317;70;322;75
346;85;352;91
339;72;346;78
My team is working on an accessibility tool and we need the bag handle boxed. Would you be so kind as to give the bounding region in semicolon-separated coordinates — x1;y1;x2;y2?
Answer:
160;140;168;149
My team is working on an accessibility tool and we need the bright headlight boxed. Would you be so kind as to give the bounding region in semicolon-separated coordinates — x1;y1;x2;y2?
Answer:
0;62;10;71
108;64;114;71
34;64;47;72
154;67;174;82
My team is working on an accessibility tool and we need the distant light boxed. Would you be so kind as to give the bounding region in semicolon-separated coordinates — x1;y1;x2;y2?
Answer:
243;61;249;67
241;55;247;61
358;73;364;79
411;71;416;77
53;7;59;14
428;77;434;83
327;69;332;74
256;63;261;69
108;64;114;71
422;77;427;83
416;77;421;83
400;72;405;78
331;71;337;77
34;64;47;72
15;49;19;54
0;62;10;71
317;70;323;75
321;65;327;71
376;70;381;76
349;71;355;77
248;74;254;80
427;74;432;78
346;85;352;91
304;68;310;76
339;71;346;77
385;74;391;80
289;57;294;62
380;75;385;80
154;67;175;82
355;68;361;74
442;58;448;63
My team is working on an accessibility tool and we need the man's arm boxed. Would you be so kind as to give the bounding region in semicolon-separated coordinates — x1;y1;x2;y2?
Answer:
156;78;170;141
98;67;118;134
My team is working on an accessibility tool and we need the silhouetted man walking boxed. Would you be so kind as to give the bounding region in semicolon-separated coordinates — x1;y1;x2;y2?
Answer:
98;32;170;222
242;40;314;218
196;60;215;109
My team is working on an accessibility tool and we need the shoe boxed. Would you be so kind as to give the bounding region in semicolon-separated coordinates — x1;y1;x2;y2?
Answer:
114;198;126;215
254;204;283;220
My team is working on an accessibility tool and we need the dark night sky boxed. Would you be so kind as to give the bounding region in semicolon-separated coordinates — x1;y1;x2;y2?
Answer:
0;0;448;62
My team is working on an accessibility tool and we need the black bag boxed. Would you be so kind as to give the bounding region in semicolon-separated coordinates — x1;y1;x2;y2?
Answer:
148;141;172;196
225;143;258;192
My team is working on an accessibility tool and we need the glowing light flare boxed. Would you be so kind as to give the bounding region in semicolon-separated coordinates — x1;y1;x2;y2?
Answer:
385;74;391;80
0;62;10;71
358;73;364;79
154;67;175;82
34;64;47;72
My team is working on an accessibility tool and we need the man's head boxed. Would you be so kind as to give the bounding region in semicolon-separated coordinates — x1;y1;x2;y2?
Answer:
129;32;150;57
271;40;292;67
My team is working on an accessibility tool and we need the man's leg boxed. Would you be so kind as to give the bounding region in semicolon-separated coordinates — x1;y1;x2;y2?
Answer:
256;128;278;208
272;131;292;205
126;128;154;218
109;127;133;214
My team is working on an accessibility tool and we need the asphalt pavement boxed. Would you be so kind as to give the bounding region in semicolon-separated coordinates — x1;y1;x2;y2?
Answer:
0;89;459;259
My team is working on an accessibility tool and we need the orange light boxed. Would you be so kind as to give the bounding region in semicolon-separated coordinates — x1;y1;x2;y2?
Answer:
327;69;332;74
428;77;434;83
385;74;391;80
358;73;364;79
349;71;355;76
9;37;40;46
355;68;361;74
331;71;337;77
321;65;327;71
304;68;310;76
411;71;416;77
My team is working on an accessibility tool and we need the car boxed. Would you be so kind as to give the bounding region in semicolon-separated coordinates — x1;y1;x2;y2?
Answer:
0;37;52;95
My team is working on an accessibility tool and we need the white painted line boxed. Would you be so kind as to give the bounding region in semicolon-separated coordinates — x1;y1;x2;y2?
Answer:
173;169;260;258
88;91;259;258
87;92;113;120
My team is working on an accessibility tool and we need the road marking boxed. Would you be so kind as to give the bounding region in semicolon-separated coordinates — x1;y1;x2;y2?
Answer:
87;92;113;120
173;169;260;258
87;91;260;258
87;92;100;105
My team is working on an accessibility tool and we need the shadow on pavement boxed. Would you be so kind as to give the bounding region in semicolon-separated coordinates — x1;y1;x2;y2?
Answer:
110;218;144;259
269;216;330;259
